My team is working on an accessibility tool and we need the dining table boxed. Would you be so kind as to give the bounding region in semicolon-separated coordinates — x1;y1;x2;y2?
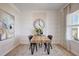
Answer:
30;35;51;54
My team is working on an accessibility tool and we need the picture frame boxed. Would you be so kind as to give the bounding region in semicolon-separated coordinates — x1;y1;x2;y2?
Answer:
0;9;15;41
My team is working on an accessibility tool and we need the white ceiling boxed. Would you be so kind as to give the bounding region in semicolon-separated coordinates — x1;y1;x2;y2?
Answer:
14;3;67;11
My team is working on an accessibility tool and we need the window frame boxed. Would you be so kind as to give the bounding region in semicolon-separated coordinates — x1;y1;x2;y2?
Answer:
66;10;79;41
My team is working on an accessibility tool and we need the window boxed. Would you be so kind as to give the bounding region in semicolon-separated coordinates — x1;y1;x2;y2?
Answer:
72;27;78;40
71;14;79;40
67;10;79;41
71;14;79;25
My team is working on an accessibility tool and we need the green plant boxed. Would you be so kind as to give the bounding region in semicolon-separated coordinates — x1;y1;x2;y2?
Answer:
35;28;43;35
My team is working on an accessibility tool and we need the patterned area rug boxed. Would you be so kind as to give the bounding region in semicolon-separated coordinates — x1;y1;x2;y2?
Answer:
6;44;73;56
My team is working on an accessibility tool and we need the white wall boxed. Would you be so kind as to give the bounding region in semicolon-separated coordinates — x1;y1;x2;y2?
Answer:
0;4;20;55
18;10;60;44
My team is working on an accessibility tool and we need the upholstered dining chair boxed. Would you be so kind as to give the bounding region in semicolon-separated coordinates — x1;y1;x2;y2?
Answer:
28;35;33;49
47;35;53;49
28;35;38;53
44;35;53;52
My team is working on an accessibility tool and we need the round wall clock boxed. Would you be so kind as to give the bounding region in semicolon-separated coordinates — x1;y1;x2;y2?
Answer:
33;19;45;29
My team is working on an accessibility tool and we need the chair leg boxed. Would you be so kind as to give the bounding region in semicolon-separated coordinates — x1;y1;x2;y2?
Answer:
50;43;52;49
47;43;50;54
31;43;33;54
31;43;36;55
36;44;38;51
29;43;32;49
44;43;47;51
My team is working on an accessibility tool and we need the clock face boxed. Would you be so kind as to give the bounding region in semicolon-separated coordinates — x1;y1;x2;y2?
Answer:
33;19;45;29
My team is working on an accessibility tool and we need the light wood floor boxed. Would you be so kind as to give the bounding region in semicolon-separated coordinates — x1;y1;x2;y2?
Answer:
5;44;74;56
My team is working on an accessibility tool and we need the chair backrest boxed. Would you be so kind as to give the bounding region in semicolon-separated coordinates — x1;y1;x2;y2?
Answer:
28;35;33;41
47;35;53;40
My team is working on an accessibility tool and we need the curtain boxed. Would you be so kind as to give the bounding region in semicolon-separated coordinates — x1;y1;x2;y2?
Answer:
64;4;72;50
60;4;71;49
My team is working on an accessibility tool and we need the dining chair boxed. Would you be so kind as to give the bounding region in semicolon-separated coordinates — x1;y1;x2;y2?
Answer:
28;35;38;54
44;35;53;51
47;35;53;49
28;35;33;49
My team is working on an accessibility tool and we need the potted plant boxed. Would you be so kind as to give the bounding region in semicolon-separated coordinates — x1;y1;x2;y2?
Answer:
35;28;43;35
